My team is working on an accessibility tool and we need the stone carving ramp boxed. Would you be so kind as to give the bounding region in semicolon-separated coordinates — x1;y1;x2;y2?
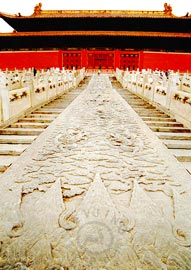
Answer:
111;79;191;174
0;77;89;175
0;74;191;269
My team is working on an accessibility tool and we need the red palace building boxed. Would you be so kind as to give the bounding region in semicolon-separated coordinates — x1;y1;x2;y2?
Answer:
0;2;191;71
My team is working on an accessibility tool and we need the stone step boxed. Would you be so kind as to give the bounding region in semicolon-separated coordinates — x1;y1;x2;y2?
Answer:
36;105;62;109
181;162;191;174
56;98;74;102
0;135;37;144
127;102;148;106
0;128;44;136
25;114;57;119
163;140;191;149
19;118;53;123
145;121;183;127
156;132;191;140
0;156;18;172
45;106;66;109
40;106;65;109
32;110;61;114
138;112;167;117
134;108;160;112
122;95;140;99
120;95;140;98
142;116;174;122
120;91;137;95
123;95;143;98
54;98;68;101
135;111;161;115
29;113;59;118
150;126;191;133
10;122;48;129
122;97;145;102
54;96;78;101
57;95;77;99
50;102;68;107
128;101;145;103
168;149;191;162
131;106;155;109
0;144;28;155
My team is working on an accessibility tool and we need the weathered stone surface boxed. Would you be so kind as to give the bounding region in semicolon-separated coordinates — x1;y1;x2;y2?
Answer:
0;74;191;269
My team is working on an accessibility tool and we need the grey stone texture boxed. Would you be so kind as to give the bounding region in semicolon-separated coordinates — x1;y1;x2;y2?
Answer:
0;74;191;269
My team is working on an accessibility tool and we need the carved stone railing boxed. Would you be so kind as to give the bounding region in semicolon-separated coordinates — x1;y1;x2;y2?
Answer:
0;67;86;124
115;68;191;127
181;76;191;93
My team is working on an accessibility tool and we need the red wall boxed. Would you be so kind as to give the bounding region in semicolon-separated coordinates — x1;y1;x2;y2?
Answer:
0;50;191;72
0;51;60;70
141;51;191;72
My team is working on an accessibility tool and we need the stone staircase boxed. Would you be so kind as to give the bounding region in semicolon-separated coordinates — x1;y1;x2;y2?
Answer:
2;73;191;176
0;77;89;174
113;82;191;174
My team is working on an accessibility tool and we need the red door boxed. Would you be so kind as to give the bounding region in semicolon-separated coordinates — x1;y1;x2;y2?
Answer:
87;51;114;71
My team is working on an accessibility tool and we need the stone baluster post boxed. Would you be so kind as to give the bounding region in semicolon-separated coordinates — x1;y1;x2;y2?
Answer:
22;72;34;107
0;76;10;121
166;74;176;110
142;72;148;96
151;74;158;102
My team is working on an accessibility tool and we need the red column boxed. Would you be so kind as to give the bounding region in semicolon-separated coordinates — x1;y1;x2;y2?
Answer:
139;51;144;71
58;50;63;70
81;49;87;69
114;49;120;70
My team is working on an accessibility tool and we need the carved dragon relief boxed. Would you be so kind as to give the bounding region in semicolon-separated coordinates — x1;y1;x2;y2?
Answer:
0;75;191;269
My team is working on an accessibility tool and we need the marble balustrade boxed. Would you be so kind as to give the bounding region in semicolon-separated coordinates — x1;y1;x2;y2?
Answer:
116;68;191;127
0;67;85;123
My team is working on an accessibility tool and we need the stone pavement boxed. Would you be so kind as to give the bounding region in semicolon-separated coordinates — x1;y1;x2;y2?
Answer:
0;74;191;269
